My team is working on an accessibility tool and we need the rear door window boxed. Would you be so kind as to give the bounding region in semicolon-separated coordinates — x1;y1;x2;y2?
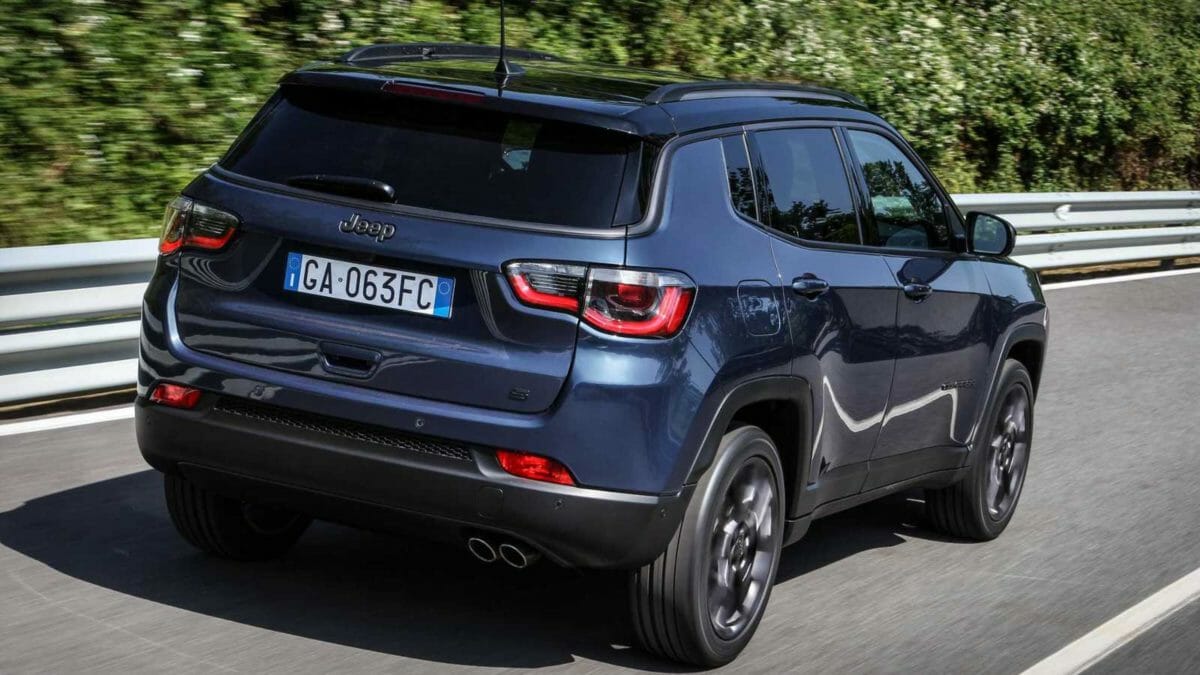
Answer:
750;128;861;245
221;87;641;230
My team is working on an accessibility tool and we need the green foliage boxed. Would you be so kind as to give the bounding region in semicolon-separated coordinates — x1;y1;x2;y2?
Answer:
1;0;1197;246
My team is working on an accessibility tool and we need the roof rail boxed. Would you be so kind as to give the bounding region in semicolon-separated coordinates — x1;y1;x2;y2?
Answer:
643;81;866;108
337;42;559;66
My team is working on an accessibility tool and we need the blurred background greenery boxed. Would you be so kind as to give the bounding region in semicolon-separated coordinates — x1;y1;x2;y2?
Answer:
1;0;1198;247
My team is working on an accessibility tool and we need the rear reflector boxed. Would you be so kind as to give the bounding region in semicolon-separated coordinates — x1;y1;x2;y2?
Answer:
149;383;202;409
495;449;576;486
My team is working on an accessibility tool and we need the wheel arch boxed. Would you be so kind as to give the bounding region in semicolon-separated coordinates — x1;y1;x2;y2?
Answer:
969;321;1046;451
683;376;813;521
1007;337;1045;396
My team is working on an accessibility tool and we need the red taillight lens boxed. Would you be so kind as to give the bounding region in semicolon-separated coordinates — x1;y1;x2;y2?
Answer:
158;197;189;255
503;262;696;338
495;449;576;486
615;283;654;307
582;268;695;338
149;383;202;409
505;262;587;312
158;196;239;255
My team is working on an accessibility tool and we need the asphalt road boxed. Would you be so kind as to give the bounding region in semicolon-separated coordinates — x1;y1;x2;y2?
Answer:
1;271;1198;674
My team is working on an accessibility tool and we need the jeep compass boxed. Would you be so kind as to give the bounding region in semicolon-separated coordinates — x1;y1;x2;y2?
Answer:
136;43;1047;666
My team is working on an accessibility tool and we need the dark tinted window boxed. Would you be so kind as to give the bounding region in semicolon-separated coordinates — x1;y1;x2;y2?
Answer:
222;87;640;229
721;135;757;220
753;128;860;245
844;130;950;250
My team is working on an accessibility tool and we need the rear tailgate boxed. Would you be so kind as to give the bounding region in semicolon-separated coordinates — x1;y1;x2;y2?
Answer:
171;83;639;413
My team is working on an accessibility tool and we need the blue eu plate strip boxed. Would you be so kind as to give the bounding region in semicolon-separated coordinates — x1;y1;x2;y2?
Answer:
284;252;302;291
434;278;455;318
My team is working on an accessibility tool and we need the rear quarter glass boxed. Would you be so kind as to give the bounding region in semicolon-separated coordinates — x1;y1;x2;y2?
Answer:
220;86;641;229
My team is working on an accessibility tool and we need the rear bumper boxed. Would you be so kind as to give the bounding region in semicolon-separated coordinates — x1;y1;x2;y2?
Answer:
136;397;691;569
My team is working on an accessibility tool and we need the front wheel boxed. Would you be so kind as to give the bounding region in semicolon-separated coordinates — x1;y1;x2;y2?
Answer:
630;426;784;667
926;359;1034;540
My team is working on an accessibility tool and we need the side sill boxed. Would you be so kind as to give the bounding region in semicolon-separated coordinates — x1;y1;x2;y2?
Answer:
808;467;968;522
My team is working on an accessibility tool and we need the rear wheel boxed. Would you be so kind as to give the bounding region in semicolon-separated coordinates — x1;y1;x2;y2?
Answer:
926;359;1033;540
630;426;784;667
164;473;310;560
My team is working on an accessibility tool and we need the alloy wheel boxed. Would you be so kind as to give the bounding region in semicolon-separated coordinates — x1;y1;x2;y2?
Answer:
708;457;777;640
985;385;1031;520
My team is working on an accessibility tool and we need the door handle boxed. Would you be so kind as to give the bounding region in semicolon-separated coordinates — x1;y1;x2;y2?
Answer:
902;283;933;300
791;276;830;298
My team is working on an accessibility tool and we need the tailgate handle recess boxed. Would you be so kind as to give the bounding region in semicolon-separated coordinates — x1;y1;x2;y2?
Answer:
318;342;381;378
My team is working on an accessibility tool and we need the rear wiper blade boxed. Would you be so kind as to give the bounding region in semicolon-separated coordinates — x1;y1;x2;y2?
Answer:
286;174;396;203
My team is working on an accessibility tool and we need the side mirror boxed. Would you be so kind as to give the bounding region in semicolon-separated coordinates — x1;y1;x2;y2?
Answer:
967;211;1016;257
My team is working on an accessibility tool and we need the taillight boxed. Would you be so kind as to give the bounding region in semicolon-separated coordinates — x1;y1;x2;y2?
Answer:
158;196;239;255
495;449;576;486
505;262;587;312
504;262;695;338
149;383;202;409
158;197;189;255
582;268;695;338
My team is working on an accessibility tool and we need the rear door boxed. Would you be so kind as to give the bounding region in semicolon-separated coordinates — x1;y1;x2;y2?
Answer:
743;125;900;508
173;84;641;413
839;126;995;485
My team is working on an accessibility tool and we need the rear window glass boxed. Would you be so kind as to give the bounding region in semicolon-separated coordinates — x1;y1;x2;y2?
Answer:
221;87;641;229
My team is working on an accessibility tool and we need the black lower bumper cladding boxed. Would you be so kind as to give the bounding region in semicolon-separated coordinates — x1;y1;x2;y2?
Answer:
136;396;691;569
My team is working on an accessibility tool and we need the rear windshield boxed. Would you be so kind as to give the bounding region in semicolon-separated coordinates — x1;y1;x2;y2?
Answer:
220;86;641;229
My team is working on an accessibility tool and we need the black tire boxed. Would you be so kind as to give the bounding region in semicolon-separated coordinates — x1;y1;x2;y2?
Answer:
926;359;1034;540
164;473;310;561
630;426;784;667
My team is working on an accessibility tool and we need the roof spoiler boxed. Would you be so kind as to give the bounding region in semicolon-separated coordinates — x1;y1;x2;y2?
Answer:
279;69;675;139
337;42;559;67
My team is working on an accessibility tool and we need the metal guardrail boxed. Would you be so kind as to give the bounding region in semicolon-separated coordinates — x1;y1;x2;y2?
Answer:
0;239;156;405
1;192;1197;405
956;191;1200;269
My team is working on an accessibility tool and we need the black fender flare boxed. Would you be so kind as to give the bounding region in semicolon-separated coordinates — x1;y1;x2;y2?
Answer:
681;375;814;516
968;321;1047;453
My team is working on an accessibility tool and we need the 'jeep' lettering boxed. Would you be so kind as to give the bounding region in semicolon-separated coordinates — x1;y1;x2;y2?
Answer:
337;213;396;243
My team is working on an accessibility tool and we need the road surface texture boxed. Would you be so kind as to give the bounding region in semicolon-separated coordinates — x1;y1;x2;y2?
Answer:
1;272;1197;673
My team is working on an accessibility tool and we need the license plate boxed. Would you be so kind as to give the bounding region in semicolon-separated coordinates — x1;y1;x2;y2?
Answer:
283;252;454;318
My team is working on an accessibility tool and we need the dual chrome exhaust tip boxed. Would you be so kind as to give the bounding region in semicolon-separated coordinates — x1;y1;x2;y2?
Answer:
466;535;540;569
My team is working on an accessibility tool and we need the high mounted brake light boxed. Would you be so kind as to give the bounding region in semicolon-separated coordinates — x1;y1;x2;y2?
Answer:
158;196;239;255
504;262;695;338
381;81;487;104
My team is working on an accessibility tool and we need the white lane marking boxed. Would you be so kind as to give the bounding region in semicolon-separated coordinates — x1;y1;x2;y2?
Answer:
1021;566;1200;675
1042;266;1200;290
0;406;133;438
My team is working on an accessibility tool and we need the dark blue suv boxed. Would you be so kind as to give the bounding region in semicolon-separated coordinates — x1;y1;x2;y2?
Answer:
136;43;1047;666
